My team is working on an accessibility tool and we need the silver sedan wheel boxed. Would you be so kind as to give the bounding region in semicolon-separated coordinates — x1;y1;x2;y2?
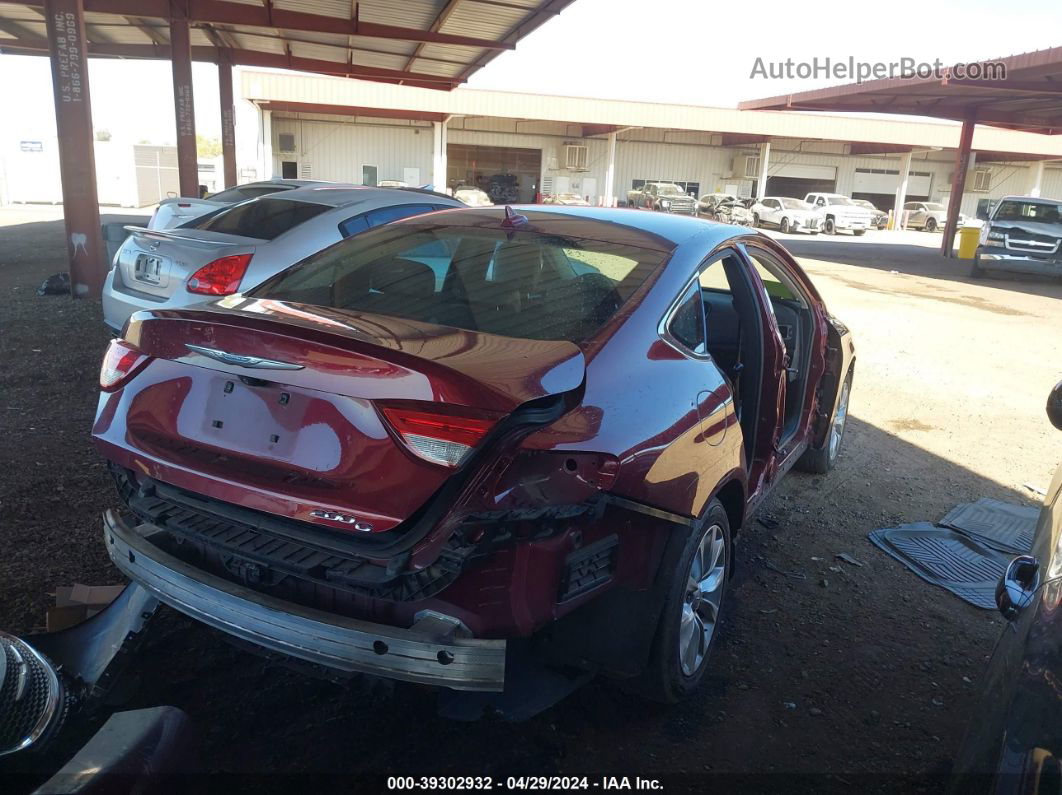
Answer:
828;377;851;461
678;524;727;677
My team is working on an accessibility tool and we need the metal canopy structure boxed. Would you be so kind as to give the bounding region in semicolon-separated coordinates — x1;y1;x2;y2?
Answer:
0;0;574;298
0;0;572;89
740;47;1062;254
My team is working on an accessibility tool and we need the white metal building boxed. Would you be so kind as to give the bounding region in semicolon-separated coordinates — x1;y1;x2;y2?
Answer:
236;70;1062;219
0;139;180;207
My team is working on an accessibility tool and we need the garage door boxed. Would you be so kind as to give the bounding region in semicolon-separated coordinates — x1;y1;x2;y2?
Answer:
447;144;542;203
853;168;932;196
770;162;837;181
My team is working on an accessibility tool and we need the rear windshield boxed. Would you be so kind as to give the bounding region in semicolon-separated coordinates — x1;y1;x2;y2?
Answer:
189;197;330;240
253;223;669;343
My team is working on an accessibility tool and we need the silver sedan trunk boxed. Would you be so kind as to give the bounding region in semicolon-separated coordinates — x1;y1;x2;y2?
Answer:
102;186;465;332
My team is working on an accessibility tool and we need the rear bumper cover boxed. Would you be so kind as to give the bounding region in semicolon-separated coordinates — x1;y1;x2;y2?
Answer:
103;511;506;691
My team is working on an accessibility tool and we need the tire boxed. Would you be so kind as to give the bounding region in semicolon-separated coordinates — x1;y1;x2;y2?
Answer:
926;217;938;232
798;369;853;474
970;255;985;278
853;229;866;236
636;500;731;704
780;217;791;234
823;217;836;235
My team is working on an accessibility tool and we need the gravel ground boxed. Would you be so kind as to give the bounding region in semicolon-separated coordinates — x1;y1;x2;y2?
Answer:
2;207;1061;792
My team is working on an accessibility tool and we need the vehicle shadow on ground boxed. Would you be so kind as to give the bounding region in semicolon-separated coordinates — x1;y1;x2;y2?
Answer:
780;236;1062;301
95;414;1035;789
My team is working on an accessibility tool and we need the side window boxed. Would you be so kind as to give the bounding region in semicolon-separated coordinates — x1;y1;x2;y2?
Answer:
667;281;706;356
364;203;436;228
242;185;288;199
904;202;918;211
338;214;370;238
743;246;807;306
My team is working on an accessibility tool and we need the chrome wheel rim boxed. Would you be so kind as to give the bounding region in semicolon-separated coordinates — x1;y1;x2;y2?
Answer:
828;378;851;460
678;524;726;677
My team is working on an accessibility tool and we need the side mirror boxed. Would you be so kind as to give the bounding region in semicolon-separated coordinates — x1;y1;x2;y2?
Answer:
996;555;1040;620
1048;380;1062;431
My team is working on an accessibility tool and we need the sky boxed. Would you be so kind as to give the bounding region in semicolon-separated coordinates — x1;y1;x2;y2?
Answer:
1;0;1060;144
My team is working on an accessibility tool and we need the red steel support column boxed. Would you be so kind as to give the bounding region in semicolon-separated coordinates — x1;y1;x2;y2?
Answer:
169;5;198;197
218;52;237;188
941;115;976;256
45;0;106;298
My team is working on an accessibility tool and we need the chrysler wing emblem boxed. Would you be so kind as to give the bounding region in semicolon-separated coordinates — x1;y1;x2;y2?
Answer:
185;344;304;371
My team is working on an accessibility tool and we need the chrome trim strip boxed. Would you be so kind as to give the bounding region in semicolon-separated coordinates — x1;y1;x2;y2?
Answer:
103;512;506;691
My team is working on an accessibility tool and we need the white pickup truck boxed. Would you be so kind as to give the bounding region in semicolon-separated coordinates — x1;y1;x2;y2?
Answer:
804;192;876;236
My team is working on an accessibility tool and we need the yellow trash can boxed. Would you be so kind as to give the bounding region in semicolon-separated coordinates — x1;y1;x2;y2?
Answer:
957;226;980;259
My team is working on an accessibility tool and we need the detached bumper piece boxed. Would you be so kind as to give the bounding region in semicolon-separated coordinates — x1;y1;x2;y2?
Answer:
104;511;506;692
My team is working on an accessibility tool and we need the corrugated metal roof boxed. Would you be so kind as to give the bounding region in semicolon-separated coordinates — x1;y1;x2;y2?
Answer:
243;69;1062;157
741;47;1062;134
0;0;577;90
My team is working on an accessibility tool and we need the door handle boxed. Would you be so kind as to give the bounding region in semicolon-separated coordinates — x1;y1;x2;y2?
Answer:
996;555;1040;621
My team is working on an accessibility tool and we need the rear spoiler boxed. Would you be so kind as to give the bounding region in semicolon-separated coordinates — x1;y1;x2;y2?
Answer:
123;225;261;247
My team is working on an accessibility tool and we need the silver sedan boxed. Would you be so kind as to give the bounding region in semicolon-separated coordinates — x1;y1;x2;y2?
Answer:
102;186;465;332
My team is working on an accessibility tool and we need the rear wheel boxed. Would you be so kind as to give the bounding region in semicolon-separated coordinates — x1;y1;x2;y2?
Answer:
798;369;852;474
637;500;731;703
926;217;938;232
780;217;791;234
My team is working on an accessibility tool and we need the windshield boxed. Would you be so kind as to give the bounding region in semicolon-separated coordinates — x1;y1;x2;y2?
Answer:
656;185;686;197
827;196;855;206
924;203;946;211
189;198;330;240
993;200;1061;224
781;198;812;210
254;222;669;343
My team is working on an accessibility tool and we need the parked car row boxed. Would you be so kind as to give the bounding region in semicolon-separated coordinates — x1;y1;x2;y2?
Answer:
627;182;698;214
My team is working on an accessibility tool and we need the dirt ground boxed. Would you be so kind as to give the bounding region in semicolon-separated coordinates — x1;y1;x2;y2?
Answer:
2;206;1061;792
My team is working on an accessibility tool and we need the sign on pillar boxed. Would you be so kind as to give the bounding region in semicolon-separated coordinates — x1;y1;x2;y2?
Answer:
45;0;106;298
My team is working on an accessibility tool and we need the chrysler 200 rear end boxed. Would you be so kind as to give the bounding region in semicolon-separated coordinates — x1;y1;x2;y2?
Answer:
93;206;854;704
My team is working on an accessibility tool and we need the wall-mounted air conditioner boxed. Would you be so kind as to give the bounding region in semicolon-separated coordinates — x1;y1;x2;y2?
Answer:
564;144;589;171
970;168;991;192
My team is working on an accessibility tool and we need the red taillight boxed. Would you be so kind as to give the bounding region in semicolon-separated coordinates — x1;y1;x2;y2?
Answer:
379;402;502;467
186;253;252;295
100;339;152;391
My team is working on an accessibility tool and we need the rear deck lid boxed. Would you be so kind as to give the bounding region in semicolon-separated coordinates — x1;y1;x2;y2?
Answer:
99;302;584;533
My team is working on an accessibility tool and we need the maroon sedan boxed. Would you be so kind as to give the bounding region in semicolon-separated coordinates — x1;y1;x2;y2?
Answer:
93;206;854;703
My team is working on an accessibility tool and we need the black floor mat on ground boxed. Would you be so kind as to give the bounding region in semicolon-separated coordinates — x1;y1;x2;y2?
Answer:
868;523;1014;610
939;497;1039;555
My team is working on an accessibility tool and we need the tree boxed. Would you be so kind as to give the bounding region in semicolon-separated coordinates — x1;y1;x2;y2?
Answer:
196;134;222;158
94;129;112;141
